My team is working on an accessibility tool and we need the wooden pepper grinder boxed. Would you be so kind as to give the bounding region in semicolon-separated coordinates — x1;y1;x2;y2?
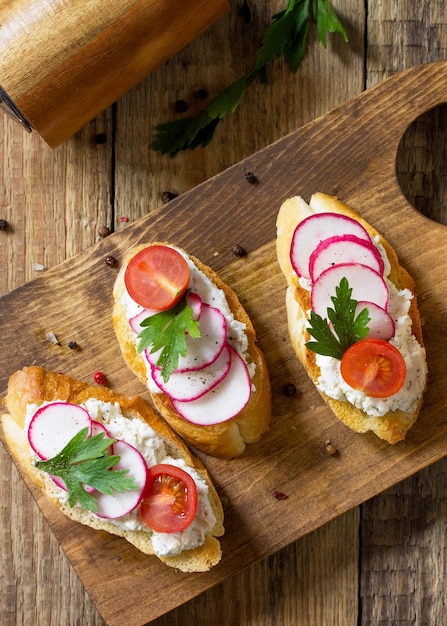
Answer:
0;0;230;147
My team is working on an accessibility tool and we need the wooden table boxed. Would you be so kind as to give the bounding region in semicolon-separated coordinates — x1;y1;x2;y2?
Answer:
1;1;447;624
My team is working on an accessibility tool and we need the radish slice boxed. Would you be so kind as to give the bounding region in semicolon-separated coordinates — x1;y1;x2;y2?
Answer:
311;263;389;318
356;301;395;340
290;212;372;279
309;234;385;282
146;303;227;372
152;342;232;401
171;347;251;425
28;402;92;460
94;440;148;519
129;309;158;333
186;291;202;321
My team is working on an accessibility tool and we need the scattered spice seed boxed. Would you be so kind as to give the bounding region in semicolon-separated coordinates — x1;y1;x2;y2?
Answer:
93;371;107;385
174;99;188;113
196;88;208;100
283;383;296;397
46;331;60;345
161;191;178;203
244;171;258;184
95;133;107;144
232;244;247;258
239;0;252;23
273;490;288;501
324;440;338;456
0;219;8;230
98;225;111;238
105;255;117;267
68;341;78;350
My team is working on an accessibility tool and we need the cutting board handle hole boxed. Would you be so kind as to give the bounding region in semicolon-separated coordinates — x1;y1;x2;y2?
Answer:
396;103;447;225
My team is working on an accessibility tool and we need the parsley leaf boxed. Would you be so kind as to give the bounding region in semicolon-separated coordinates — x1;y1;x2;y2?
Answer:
152;0;347;156
137;295;200;382
305;277;370;360
34;428;137;513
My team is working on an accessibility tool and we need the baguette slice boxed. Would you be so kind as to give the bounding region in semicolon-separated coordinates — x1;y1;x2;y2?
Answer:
1;365;224;572
276;193;427;444
112;243;271;458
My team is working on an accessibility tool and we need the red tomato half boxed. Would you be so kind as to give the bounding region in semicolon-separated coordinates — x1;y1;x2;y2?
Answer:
340;339;407;398
124;245;190;310
140;464;198;533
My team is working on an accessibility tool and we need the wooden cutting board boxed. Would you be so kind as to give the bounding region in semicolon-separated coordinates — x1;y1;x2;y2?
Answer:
1;60;447;626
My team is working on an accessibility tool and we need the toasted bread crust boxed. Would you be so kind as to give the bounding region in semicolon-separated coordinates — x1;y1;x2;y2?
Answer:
276;193;426;444
1;366;224;572
112;244;271;458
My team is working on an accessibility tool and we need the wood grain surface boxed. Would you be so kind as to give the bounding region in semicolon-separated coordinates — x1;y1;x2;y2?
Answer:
1;1;447;625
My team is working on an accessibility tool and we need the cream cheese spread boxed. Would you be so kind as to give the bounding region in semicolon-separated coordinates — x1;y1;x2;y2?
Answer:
25;399;217;557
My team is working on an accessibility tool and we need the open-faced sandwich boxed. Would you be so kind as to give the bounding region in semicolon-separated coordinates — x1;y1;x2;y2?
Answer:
276;192;427;444
112;243;271;458
1;366;224;572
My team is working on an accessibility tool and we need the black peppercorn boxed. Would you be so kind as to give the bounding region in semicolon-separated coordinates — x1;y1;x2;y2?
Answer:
196;88;208;100
95;133;107;144
283;383;296;396
244;171;258;184
105;255;117;267
68;341;78;350
174;100;188;113
161;191;178;203
0;219;8;230
232;244;247;258
98;225;111;238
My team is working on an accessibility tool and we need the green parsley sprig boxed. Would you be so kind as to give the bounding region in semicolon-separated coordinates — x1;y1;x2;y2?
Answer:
34;428;137;513
152;0;348;156
137;294;200;382
305;277;370;360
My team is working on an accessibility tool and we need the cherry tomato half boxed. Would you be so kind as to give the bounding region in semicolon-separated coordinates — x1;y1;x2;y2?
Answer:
340;339;407;398
124;245;190;310
140;464;198;533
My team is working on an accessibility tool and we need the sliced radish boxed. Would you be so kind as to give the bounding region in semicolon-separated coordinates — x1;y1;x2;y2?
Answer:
309;234;385;282
186;291;202;321
311;263;389;318
290;212;372;279
94;440;148;519
152;342;232;401
129;309;158;333
355;301;395;340
28;402;92;460
146;303;227;372
171;347;251;425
